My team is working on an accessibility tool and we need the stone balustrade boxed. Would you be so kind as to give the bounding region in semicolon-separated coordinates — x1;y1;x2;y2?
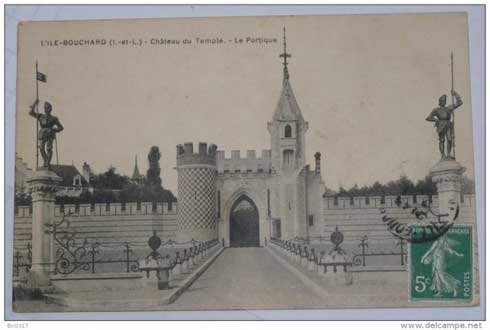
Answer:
270;238;353;285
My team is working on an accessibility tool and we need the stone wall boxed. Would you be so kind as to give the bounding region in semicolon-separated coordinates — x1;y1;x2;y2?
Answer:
322;194;477;247
216;149;272;174
13;202;178;250
13;194;477;253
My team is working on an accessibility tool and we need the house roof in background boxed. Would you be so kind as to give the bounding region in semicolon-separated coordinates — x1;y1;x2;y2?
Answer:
50;165;89;187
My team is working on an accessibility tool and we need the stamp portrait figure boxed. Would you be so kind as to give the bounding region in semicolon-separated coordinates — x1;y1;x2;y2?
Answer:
29;99;64;168
425;90;462;160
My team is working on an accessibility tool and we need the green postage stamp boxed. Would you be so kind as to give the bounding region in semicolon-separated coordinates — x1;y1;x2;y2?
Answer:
409;225;473;301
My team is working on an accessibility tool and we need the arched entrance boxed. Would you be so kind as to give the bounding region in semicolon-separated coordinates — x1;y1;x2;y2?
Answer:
229;195;260;247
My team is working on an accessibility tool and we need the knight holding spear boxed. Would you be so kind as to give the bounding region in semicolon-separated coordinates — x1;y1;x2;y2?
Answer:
29;63;63;169
426;53;463;160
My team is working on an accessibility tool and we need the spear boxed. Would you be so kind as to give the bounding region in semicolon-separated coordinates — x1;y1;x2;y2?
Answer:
35;61;39;169
450;52;456;158
35;61;47;168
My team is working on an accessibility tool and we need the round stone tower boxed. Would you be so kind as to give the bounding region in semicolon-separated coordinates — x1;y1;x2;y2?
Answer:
176;142;218;243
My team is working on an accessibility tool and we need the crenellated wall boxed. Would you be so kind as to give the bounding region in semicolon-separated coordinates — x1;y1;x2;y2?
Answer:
13;202;179;250
13;194;477;253
321;194;477;247
323;194;476;209
216;149;272;174
15;202;178;218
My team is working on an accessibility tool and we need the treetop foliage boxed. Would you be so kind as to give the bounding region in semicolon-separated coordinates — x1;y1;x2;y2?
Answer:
331;174;475;197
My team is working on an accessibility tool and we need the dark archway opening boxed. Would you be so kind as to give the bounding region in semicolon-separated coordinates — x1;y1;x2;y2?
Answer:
230;195;260;247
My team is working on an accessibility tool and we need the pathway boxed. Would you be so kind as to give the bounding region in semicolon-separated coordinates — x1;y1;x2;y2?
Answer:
166;247;327;310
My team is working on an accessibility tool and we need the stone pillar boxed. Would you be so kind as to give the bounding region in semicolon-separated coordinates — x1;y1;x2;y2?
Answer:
430;159;465;215
26;169;61;288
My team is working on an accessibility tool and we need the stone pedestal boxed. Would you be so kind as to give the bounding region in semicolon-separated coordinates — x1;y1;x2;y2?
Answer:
26;169;61;289
430;159;465;215
139;257;172;290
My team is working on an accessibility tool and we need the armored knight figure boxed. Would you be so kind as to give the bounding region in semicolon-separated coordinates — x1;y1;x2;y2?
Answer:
425;90;462;160
29;99;64;168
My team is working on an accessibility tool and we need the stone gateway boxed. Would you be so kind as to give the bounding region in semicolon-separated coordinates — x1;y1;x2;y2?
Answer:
175;31;325;247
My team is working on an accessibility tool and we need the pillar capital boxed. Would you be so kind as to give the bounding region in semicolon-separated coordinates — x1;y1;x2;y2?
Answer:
27;169;62;200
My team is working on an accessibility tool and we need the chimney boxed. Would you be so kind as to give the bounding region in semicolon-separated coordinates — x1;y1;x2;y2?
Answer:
314;152;321;175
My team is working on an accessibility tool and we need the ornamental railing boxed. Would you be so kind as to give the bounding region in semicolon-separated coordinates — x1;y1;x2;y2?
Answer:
279;233;408;269
13;211;220;277
352;235;407;267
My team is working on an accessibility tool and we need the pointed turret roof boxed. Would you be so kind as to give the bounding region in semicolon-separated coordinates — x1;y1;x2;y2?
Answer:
272;27;305;122
132;155;141;180
273;78;304;122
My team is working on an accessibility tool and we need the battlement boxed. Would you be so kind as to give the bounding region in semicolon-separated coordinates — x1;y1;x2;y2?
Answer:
14;202;179;217
176;142;217;166
323;194;476;209
216;149;272;174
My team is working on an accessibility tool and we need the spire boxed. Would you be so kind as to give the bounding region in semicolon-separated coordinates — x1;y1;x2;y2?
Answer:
279;27;291;80
132;155;141;180
272;27;304;122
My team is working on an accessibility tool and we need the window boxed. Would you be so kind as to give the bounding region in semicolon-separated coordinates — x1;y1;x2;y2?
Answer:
73;175;81;186
284;124;292;138
309;215;314;226
283;149;294;168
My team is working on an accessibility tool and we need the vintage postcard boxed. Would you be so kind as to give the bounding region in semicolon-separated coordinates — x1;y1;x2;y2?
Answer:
11;13;480;313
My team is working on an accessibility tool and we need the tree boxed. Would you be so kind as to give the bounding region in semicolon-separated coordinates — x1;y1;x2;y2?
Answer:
118;182;143;202
90;166;130;190
398;175;415;195
14;191;31;206
86;149;176;203
414;176;436;196
334;175;474;197
371;181;385;195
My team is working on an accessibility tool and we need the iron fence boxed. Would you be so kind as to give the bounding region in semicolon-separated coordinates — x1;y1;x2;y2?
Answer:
352;235;407;267
13;211;220;277
280;233;408;268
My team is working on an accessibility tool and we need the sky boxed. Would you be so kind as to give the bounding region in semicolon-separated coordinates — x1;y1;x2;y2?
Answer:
15;13;475;194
